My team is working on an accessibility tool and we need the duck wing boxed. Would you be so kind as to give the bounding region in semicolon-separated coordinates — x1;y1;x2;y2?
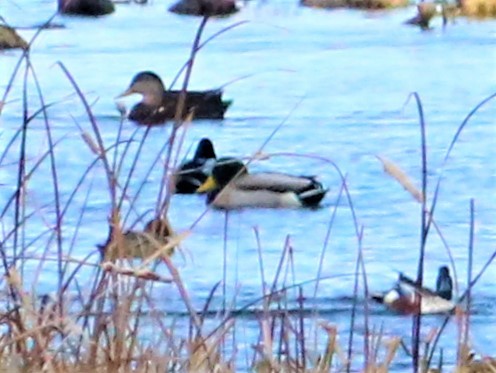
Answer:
128;102;175;125
234;173;317;192
398;273;439;297
208;187;302;209
234;173;327;207
165;89;230;119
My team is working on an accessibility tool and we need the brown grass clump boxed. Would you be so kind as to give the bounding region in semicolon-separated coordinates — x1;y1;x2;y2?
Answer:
457;353;496;373
461;0;496;17
349;0;409;9
300;0;408;9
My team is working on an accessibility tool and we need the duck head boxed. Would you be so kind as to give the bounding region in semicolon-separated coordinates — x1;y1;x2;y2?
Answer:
194;138;216;162
196;157;247;192
144;218;172;239
117;71;165;106
436;265;453;300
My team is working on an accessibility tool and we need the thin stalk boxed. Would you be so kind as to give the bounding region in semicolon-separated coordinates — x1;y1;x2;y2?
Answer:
347;226;364;372
313;181;345;299
223;210;229;317
297;286;306;369
358;226;370;369
461;199;474;356
411;92;428;371
115;126;151;213
158;15;209;218
169;20;249;89
57;62;117;209
254;227;267;298
12;55;30;267
27;60;64;315
0;14;57;115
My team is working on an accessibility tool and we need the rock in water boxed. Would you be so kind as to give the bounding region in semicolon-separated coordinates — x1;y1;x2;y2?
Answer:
0;25;29;50
58;0;115;16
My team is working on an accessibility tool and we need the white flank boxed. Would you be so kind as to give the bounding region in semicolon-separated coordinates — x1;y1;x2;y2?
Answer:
421;296;455;314
279;192;302;208
383;289;400;304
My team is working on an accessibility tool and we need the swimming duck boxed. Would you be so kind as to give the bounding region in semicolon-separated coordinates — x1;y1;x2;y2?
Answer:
169;0;239;16
174;138;217;194
196;157;328;209
98;218;175;261
58;0;115;16
117;71;232;125
371;266;455;315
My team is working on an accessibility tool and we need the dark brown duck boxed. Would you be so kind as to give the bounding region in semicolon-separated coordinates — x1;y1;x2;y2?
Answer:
169;0;239;16
117;71;232;125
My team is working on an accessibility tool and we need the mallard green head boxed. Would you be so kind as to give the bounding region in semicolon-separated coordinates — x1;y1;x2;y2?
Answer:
196;157;247;192
194;138;216;161
117;71;165;106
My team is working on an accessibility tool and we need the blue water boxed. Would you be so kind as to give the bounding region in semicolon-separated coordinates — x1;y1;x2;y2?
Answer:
1;0;495;369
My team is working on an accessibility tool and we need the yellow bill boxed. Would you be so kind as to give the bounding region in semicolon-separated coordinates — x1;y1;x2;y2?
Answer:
197;176;218;193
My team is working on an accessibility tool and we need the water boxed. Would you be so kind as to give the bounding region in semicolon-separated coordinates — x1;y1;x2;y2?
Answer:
1;0;495;369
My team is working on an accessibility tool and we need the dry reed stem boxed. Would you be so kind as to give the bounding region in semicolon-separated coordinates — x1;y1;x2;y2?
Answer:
139;230;189;268
188;320;234;372
365;336;400;373
2;269;83;370
101;262;173;283
318;322;347;370
376;155;424;203
80;131;101;156
316;323;337;371
253;318;280;372
457;356;496;373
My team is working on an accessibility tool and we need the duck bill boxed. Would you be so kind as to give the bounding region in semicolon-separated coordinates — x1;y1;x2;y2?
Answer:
197;176;217;193
115;87;134;99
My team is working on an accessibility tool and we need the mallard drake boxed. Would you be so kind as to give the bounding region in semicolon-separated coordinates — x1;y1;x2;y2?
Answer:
117;71;232;125
174;138;217;194
98;218;175;261
371;266;455;315
196;157;328;209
